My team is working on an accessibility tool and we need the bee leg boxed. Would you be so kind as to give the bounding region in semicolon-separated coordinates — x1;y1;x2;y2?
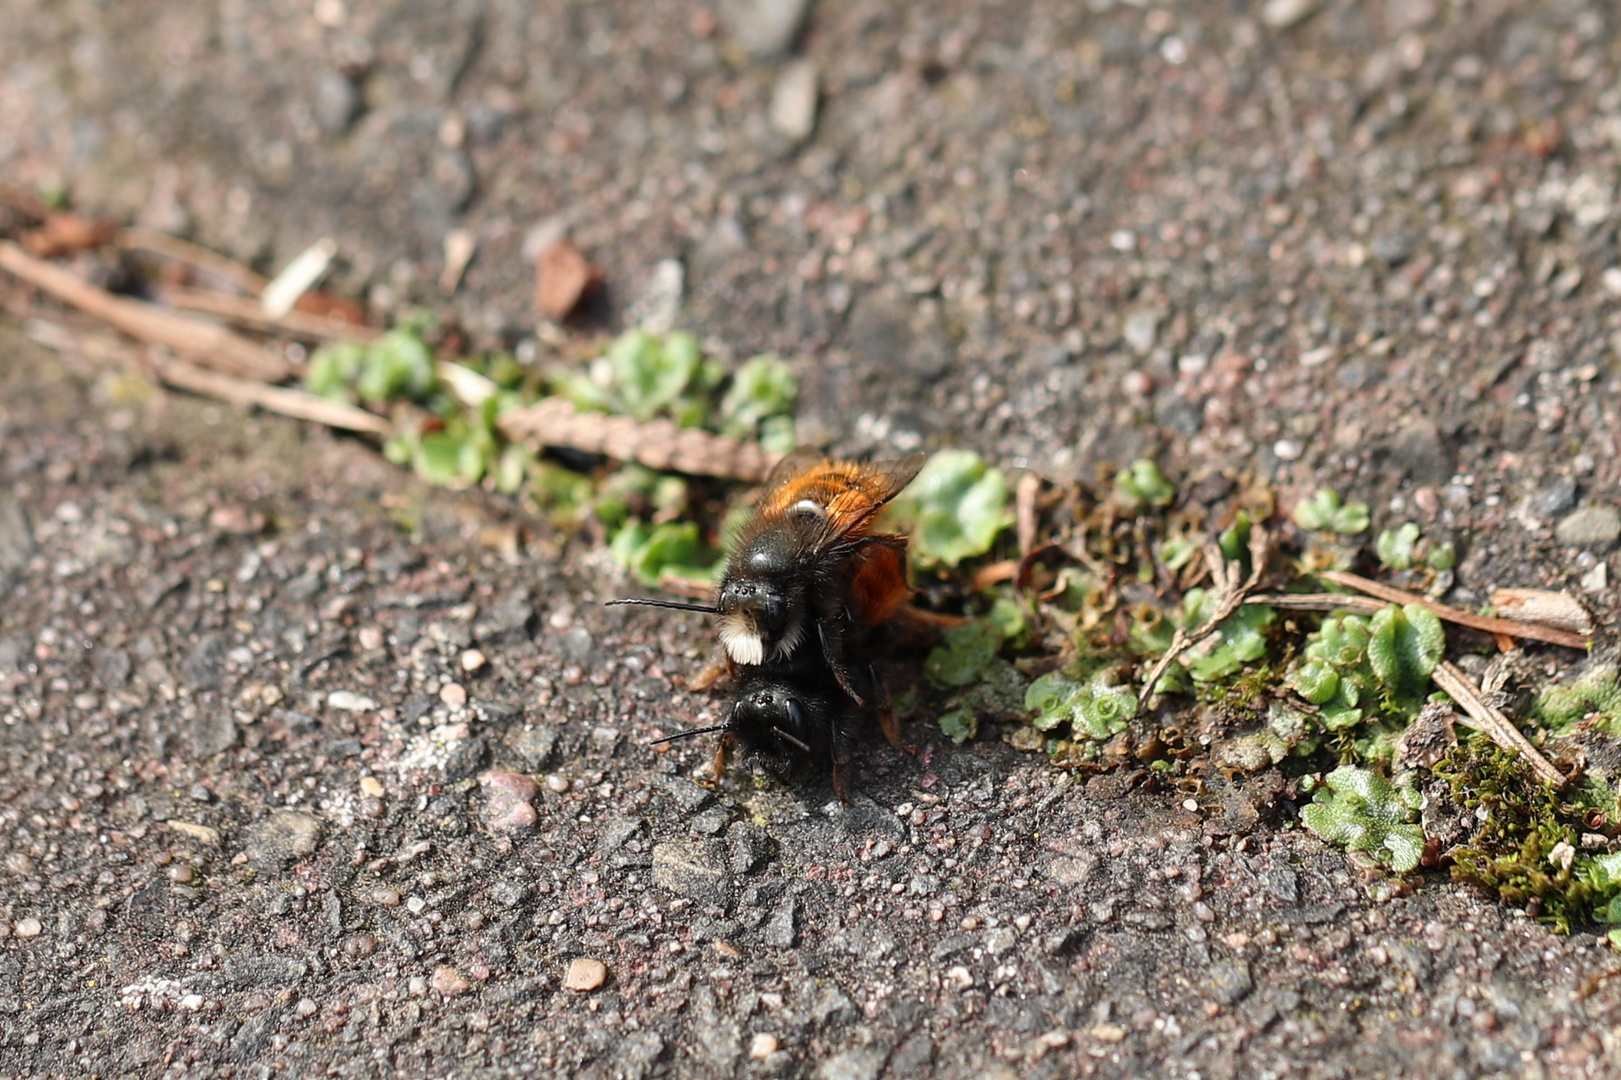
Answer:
708;731;735;787
685;649;735;692
870;665;917;756
818;621;866;707
830;721;856;805
830;761;852;805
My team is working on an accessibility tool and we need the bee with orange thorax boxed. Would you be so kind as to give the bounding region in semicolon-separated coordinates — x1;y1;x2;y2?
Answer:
610;448;927;795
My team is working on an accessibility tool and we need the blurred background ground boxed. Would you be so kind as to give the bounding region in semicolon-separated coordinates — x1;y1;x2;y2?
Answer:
2;0;1621;1077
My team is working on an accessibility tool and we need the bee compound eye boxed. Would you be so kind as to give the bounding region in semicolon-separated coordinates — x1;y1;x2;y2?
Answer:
785;698;806;736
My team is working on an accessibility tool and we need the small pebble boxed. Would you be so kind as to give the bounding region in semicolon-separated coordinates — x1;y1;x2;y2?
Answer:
13;917;42;939
358;627;385;651
295;997;318;1018
544;774;570;794
359;776;385;798
180;993;206;1011
439;682;468;707
431;966;471;996
327;690;378;713
480;770;539;832
769;59;819;143
748;1033;780;1060
564;957;608;991
460;649;487;673
367;886;402;907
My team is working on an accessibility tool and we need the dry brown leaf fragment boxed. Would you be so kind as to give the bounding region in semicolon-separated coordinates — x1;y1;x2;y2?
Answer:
535;239;601;321
1489;588;1593;637
20;213;118;258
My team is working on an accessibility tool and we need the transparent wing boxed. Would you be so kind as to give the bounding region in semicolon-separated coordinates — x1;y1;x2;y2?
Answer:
760;446;828;492
861;452;928;506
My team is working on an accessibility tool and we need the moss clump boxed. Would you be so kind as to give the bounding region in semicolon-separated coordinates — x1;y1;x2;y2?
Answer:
1434;739;1601;931
1534;659;1621;736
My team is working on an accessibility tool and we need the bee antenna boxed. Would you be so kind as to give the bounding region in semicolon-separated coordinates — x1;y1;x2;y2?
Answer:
648;724;729;747
771;727;811;753
605;598;720;614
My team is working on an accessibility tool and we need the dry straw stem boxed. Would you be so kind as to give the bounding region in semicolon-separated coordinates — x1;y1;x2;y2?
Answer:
498;396;779;483
149;356;391;435
1246;593;1388;616
1431;660;1568;788
1138;523;1271;709
154;285;381;344
116;227;270;296
1320;570;1590;650
0;241;290;382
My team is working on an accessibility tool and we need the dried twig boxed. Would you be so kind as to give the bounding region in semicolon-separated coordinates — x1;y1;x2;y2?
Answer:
1015;473;1041;558
149;356;391;435
153;284;380;343
116;227;269;295
1431;660;1568;788
1320;570;1589;650
1245;592;1388;616
1138;524;1270;708
0;241;290;382
498;396;779;482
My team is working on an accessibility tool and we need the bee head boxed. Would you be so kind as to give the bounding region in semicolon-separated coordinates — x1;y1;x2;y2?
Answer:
717;534;806;666
729;681;817;769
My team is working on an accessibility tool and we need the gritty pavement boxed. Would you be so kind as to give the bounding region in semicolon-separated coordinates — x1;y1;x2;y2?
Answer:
3;0;1621;1077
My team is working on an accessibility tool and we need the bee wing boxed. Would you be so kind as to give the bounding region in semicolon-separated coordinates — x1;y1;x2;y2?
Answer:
817;452;929;545
862;452;928;506
760;446;829;493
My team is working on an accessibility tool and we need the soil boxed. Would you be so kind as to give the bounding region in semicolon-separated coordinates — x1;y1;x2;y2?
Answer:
2;0;1621;1076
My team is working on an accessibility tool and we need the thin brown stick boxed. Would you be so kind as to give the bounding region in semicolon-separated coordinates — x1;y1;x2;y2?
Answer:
116;227;269;295
1432;660;1568;788
150;356;390;435
497;396;779;482
1246;593;1388;616
1138;524;1270;708
1015;473;1041;558
154;285;381;343
1320;570;1589;650
0;241;290;382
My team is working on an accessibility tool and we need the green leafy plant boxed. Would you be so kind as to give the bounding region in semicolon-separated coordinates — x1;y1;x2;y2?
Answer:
609;520;717;587
1175;589;1276;684
886;450;1013;568
717;355;798;451
1290;604;1442;731
1292;488;1370;534
938;707;979;745
1024;669;1137;741
925;620;1005;688
1375;522;1455;571
1113;459;1176;513
307;327;438;407
1300;766;1424;873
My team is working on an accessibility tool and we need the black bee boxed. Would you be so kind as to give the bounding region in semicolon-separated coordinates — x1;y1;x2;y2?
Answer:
653;644;889;800
611;448;925;703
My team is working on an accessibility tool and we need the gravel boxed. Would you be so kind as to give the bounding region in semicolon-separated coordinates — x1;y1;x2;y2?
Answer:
2;0;1621;1076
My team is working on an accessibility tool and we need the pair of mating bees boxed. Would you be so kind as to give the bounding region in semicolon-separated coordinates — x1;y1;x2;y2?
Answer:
610;448;930;798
